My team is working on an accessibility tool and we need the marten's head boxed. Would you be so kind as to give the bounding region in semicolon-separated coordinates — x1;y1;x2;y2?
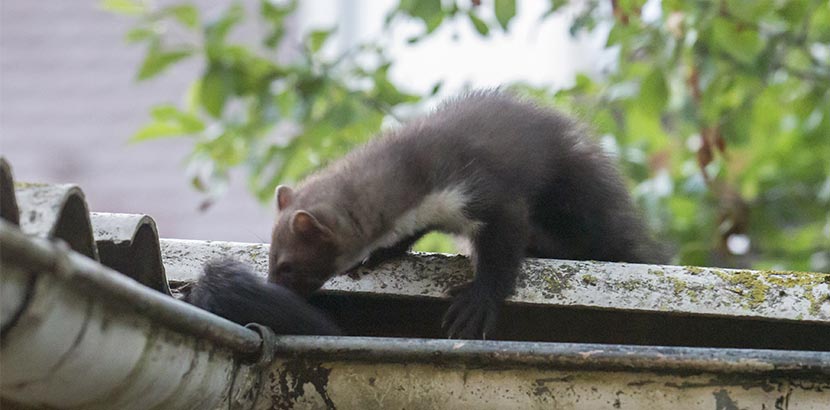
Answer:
268;185;339;297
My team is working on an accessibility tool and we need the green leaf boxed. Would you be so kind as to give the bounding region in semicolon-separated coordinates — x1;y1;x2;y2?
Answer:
809;6;830;42
131;104;205;142
308;28;334;53
624;104;665;149
724;0;774;22
262;0;296;48
100;0;146;16
606;23;635;46
710;17;764;64
543;0;568;18
468;12;489;36
205;3;244;56
165;4;199;29
137;46;193;81
429;81;443;96
125;27;155;43
640;68;668;116
776;0;809;25
150;104;205;132
201;66;232;118
401;0;443;33
185;80;202;113
372;63;419;105
262;0;297;21
131;122;188;141
494;0;516;30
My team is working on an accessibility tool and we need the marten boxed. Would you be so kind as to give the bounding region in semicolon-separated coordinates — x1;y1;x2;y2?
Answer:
268;90;666;339
183;259;341;336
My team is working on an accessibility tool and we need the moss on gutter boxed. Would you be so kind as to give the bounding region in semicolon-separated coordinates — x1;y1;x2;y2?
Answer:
669;277;687;296
619;279;645;292
712;270;769;308
685;266;704;275
581;274;598;286
712;269;830;313
13;182;50;189
539;264;579;297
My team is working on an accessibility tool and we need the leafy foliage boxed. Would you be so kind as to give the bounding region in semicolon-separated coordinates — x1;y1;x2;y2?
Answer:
105;0;417;203
107;0;830;272
538;0;830;272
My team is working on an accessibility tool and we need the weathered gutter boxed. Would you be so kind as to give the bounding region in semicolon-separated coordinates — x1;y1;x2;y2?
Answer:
3;158;830;409
255;337;830;409
0;220;260;353
4;217;830;409
161;238;830;350
266;335;830;376
0;220;262;409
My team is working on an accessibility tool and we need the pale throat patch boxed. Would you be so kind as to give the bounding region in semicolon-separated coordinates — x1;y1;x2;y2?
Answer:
335;185;481;272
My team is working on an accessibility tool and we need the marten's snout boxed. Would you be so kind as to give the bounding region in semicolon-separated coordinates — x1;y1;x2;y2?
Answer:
270;271;324;297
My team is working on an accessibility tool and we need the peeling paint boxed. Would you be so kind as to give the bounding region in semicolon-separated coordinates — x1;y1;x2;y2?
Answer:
713;388;740;410
271;359;336;409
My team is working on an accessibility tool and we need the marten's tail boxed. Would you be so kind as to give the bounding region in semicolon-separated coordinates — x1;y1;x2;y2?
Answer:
183;258;342;336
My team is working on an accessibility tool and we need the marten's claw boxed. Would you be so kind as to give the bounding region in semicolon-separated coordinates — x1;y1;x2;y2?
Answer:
443;283;499;339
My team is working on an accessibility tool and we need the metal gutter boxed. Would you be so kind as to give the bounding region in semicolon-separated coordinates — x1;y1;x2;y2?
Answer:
254;335;830;409
0;219;261;353
265;335;830;375
4;221;829;408
0;220;262;409
2;158;830;409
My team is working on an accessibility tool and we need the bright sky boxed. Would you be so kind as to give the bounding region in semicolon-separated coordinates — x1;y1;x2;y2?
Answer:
297;0;608;99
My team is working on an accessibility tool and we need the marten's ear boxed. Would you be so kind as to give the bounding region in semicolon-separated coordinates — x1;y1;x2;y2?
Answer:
290;210;333;240
275;185;293;211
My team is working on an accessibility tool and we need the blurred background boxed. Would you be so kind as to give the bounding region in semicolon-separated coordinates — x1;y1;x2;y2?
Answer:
1;0;828;272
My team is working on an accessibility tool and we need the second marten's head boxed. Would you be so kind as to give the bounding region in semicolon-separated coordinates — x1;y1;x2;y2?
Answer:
268;185;341;297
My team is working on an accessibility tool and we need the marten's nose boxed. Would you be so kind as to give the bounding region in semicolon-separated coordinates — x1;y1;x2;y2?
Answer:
271;274;323;297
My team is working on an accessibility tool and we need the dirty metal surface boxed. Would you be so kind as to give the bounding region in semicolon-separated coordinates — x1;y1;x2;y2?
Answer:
161;238;270;282
91;212;169;295
252;335;830;410
14;182;99;260
0;220;263;410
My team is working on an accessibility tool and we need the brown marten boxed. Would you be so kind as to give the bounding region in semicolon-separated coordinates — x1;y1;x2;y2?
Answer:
268;90;666;339
183;259;341;336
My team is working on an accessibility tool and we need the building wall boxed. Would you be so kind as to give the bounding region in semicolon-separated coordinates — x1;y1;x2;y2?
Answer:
1;1;273;242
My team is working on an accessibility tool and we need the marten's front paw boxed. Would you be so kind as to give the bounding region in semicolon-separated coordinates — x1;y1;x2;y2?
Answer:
442;283;499;339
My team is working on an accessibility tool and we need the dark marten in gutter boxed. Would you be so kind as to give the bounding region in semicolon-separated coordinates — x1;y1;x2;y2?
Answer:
269;90;666;339
183;259;341;336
